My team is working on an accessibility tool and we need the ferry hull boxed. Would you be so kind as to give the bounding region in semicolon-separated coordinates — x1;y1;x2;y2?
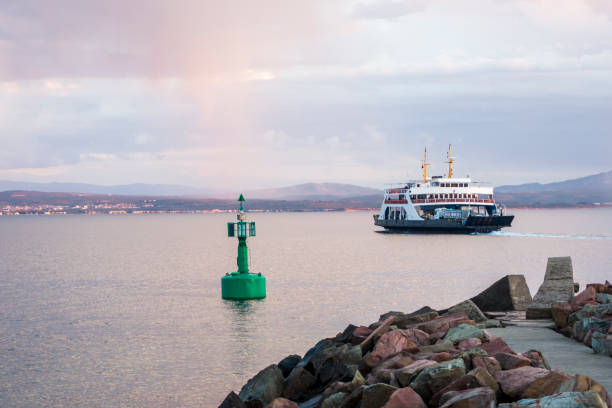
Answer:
374;215;514;233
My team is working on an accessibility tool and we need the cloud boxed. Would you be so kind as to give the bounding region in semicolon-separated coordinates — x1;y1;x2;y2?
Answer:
352;0;428;19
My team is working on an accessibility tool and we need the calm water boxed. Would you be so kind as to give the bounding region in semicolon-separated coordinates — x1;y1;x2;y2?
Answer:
1;209;611;407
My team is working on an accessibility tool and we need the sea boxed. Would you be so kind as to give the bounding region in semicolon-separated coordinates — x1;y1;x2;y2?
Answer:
1;208;611;407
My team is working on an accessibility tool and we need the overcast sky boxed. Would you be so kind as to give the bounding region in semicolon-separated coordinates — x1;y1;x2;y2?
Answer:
1;0;611;189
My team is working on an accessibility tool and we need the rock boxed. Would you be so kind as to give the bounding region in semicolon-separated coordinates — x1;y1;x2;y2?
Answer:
296;339;333;371
220;391;248;408
364;330;418;368
493;352;532;370
266;398;299;408
382;387;426;408
498;390;607;408
420;340;456;353
414;312;473;335
402;328;430;346
458;338;482;351
570;287;597;311
409;358;466;402
429;367;497;407
444;324;485;343
587;283;606;293
361;384;397;408
278;355;302;378
477;319;502;329
239;365;285;407
526;256;575;319
469;366;499;392
367;351;414;383
381;309;440;329
361;316;395;353
470;274;532;312
351;326;373;345
579;318;611;341
439;387;496;408
596;293;612;304
494;366;551;399
551;302;572;329
556;374;612;407
478;337;516;355
471;356;501;375
607;335;612;357
393;359;438;387
445;300;488;323
453;348;488;370
521;371;571;399
282;366;315;401
335;325;357;344
320;392;347;408
521;350;550;370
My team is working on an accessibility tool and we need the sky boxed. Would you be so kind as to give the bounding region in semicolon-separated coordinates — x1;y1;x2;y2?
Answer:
1;0;611;190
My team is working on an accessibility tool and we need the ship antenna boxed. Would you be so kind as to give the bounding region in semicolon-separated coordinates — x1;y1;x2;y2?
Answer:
421;147;430;182
446;144;455;179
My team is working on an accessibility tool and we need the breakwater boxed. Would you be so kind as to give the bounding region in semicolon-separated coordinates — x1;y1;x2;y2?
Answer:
221;274;612;408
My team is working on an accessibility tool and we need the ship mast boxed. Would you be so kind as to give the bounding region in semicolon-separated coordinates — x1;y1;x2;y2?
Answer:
446;144;455;179
421;147;430;182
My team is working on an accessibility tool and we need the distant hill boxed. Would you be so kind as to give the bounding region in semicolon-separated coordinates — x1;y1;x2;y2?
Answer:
0;180;215;196
495;170;612;207
245;183;381;201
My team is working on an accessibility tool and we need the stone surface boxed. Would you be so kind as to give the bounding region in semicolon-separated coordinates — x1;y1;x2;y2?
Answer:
478;337;516;355
521;370;571;399
393;359;438;387
526;256;574;319
351;326;374;345
596;293;612;304
591;331;608;355
444;324;485;343
219;391;248;408
556;374;612;408
414;312;472;335
498;390;607;408
382;387;427;408
471;356;501;375
494;366;551;399
278;355;301;378
470;274;532;312
429;367;498;407
439;387;496;408
382;309;440;329
570;287;597;311
445;300;488;323
420;340;456;353
361;316;395;353
493;352;532;370
551;302;573;329
320;392;346;408
409;358;466;401
239;364;285;407
521;350;550;370
266;398;299;408
364;330;418;368
457;337;482;351
361;383;397;408
282;366;315;400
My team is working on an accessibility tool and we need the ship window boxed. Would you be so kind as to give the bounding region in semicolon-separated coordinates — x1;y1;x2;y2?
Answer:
451;183;458;187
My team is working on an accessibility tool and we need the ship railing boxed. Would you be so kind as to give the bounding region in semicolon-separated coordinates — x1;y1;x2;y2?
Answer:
385;188;408;194
390;198;495;204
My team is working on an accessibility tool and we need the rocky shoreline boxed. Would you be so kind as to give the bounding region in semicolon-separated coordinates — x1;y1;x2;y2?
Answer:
220;266;611;408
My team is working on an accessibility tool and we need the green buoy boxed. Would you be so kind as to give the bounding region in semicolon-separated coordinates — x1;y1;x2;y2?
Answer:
221;194;266;300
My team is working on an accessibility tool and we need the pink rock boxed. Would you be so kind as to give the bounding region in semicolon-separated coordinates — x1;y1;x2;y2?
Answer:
382;387;427;408
478;337;516;355
352;326;373;345
493;352;532;370
571;286;597;310
393;360;438;387
267;397;299;408
364;330;418;368
482;330;495;342
439;387;496;408
551;302;572;329
458;337;482;351
430;352;452;362
402;328;430;346
472;356;501;374
494;366;551;398
361;316;395;352
587;283;605;293
414;312;472;335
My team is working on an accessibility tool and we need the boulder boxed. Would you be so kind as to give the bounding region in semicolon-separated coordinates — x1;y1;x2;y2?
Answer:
587;283;605;293
526;257;575;319
420;340;456;353
521;350;550;370
497;390;607;408
470;275;532;312
478;337;515;355
458;337;482;351
381;309;440;329
445;300;488;323
351;326;373;345
551;302;572;329
521;370;570;399
453;348;488;370
556;374;612;407
596;293;612;304
364;330;418;368
361;383;397;408
239;365;285;407
278;355;301;378
361;316;395;353
494;366;551;399
282;366;315;401
393;359;438;387
266;398;299;408
570;287;597;311
493;352;532;370
219;391;248;408
382;387;426;408
401;328;430;346
477;319;502;329
439;387;496;408
409;358;466;401
413;312;473;335
429;367;497;407
444;324;485;343
320;392;346;408
367;351;414;383
471;356;501;375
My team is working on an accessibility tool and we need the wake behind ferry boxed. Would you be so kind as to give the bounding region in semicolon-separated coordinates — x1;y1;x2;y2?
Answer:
373;145;514;233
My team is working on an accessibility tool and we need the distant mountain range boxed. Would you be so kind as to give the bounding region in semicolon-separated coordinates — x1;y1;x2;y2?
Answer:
494;170;612;207
246;183;381;201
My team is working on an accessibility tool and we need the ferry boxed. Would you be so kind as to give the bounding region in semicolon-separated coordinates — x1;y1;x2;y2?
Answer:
373;145;514;233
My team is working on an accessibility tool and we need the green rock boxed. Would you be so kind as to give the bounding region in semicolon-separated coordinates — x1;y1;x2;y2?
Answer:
444;324;485;343
497;390;607;407
409;358;466;401
361;383;398;408
321;392;347;408
591;331;607;355
596;293;612;304
238;364;284;406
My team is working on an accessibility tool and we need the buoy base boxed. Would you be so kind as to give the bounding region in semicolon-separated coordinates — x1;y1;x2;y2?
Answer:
221;272;266;300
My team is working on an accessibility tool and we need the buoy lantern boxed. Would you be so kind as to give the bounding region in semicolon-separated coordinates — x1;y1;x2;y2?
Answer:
221;194;266;300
